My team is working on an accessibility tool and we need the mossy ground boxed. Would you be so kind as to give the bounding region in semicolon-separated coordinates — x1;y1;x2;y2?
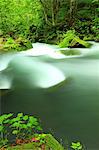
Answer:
3;134;64;150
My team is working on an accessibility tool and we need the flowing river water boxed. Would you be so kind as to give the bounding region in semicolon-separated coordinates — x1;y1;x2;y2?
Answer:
0;42;99;149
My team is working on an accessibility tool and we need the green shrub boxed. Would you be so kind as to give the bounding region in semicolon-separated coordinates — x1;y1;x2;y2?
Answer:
0;113;13;147
0;0;43;37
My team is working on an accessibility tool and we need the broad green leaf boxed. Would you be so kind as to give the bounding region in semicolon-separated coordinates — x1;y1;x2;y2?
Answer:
0;126;3;132
21;124;27;129
11;122;20;127
12;130;18;135
23;115;28;121
17;113;23;118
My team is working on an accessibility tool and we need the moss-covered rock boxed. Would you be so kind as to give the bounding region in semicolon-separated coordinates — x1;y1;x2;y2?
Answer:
0;36;32;52
45;134;64;150
70;37;92;48
58;49;81;56
7;143;39;150
0;37;4;51
59;30;92;48
59;30;75;48
6;134;64;150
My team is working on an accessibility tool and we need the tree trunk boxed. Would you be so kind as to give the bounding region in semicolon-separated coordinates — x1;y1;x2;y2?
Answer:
51;0;55;26
39;0;49;25
39;0;60;26
69;0;77;27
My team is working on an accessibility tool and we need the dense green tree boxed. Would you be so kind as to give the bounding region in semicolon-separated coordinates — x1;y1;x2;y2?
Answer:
0;0;43;36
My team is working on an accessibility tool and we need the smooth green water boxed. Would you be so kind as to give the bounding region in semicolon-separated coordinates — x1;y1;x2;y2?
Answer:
1;42;99;149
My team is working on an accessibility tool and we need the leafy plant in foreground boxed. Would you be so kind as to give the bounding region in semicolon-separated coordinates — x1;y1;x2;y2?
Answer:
0;113;42;148
0;113;13;147
31;133;47;147
71;142;83;150
10;113;42;141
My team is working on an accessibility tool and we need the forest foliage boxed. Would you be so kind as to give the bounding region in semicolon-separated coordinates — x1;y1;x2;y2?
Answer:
0;0;99;51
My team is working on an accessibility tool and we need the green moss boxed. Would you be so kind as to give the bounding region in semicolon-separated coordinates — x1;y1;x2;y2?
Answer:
0;36;32;52
58;30;92;48
58;49;81;56
45;134;64;150
71;37;92;48
7;143;40;150
59;30;75;48
6;134;64;150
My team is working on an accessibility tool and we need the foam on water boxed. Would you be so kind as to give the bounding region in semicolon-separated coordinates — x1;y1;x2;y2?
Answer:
20;41;99;59
0;42;99;89
0;56;66;89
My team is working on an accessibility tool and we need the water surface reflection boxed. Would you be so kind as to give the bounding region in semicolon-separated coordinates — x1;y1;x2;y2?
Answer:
1;42;99;149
